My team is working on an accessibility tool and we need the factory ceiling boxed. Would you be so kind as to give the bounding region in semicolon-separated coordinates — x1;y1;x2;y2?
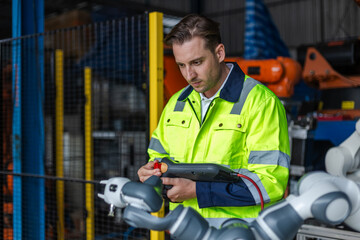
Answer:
0;0;190;40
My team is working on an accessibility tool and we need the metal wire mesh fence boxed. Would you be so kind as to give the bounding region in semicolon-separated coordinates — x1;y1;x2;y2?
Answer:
0;13;149;240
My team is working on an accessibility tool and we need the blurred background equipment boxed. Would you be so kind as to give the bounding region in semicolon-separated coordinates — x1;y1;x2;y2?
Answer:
1;8;151;240
325;119;360;181
226;57;302;98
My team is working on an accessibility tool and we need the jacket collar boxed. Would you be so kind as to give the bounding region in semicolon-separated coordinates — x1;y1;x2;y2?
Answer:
177;62;245;102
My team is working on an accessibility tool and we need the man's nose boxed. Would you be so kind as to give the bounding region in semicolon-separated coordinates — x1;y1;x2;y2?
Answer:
185;66;197;81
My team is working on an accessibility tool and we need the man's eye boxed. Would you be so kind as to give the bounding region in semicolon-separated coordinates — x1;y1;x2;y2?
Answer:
193;61;202;65
178;63;185;68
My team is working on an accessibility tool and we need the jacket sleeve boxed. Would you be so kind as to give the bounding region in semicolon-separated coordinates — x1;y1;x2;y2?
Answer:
197;92;290;208
196;180;256;208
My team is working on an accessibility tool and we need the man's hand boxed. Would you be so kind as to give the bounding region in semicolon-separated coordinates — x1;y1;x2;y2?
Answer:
161;177;196;202
137;160;162;182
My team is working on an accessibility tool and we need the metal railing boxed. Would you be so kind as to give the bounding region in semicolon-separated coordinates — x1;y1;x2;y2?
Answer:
0;13;150;240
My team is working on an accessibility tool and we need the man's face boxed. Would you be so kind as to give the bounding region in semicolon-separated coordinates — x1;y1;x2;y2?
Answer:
173;37;224;98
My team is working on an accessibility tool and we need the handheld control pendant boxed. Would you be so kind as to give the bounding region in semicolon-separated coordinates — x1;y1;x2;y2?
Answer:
157;157;240;182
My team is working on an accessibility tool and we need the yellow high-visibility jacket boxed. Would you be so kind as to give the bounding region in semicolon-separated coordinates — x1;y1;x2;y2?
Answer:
148;63;290;225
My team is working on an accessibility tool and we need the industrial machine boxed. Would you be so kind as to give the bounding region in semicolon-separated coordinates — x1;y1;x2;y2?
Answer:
325;119;360;181
294;119;360;239
98;171;360;240
299;40;360;89
227;56;302;98
288;39;360;180
297;39;360;119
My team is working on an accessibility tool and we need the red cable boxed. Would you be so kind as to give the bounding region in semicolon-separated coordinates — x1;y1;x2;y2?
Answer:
237;173;264;210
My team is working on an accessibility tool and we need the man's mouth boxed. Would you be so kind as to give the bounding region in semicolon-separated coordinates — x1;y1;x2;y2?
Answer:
191;80;201;87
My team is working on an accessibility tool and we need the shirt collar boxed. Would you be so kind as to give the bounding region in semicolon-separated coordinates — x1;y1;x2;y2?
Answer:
178;62;245;102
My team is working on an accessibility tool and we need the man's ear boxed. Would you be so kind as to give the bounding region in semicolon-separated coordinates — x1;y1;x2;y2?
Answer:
215;43;225;62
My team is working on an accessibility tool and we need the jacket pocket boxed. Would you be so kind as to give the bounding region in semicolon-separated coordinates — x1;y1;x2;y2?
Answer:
207;114;247;168
213;115;247;132
165;112;192;161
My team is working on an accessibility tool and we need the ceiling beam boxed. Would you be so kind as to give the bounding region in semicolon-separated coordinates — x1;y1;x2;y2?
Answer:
87;0;188;17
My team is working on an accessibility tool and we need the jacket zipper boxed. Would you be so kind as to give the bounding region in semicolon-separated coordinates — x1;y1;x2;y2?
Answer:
187;99;201;127
202;98;215;125
188;98;216;127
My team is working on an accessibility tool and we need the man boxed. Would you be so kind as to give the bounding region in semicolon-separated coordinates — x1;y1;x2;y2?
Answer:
138;14;290;228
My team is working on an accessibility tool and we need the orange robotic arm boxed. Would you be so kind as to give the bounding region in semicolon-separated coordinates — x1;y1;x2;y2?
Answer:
226;57;302;98
302;47;360;90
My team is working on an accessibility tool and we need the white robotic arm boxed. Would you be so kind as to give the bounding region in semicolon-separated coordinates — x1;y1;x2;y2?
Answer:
325;119;360;180
98;171;360;240
253;171;360;240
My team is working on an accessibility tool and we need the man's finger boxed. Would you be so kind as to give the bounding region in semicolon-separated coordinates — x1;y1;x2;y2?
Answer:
137;161;162;182
161;177;178;185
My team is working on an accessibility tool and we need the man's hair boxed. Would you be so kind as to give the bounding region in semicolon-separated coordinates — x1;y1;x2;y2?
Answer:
164;14;221;52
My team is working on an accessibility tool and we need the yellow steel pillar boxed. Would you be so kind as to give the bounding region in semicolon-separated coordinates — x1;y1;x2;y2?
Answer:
149;11;165;240
55;49;65;240
84;67;95;240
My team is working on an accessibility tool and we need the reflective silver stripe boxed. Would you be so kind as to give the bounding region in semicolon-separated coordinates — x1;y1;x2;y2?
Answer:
148;138;168;155
249;150;290;169
154;157;174;162
230;78;261;115
234;168;270;204
174;100;186;112
205;218;255;228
